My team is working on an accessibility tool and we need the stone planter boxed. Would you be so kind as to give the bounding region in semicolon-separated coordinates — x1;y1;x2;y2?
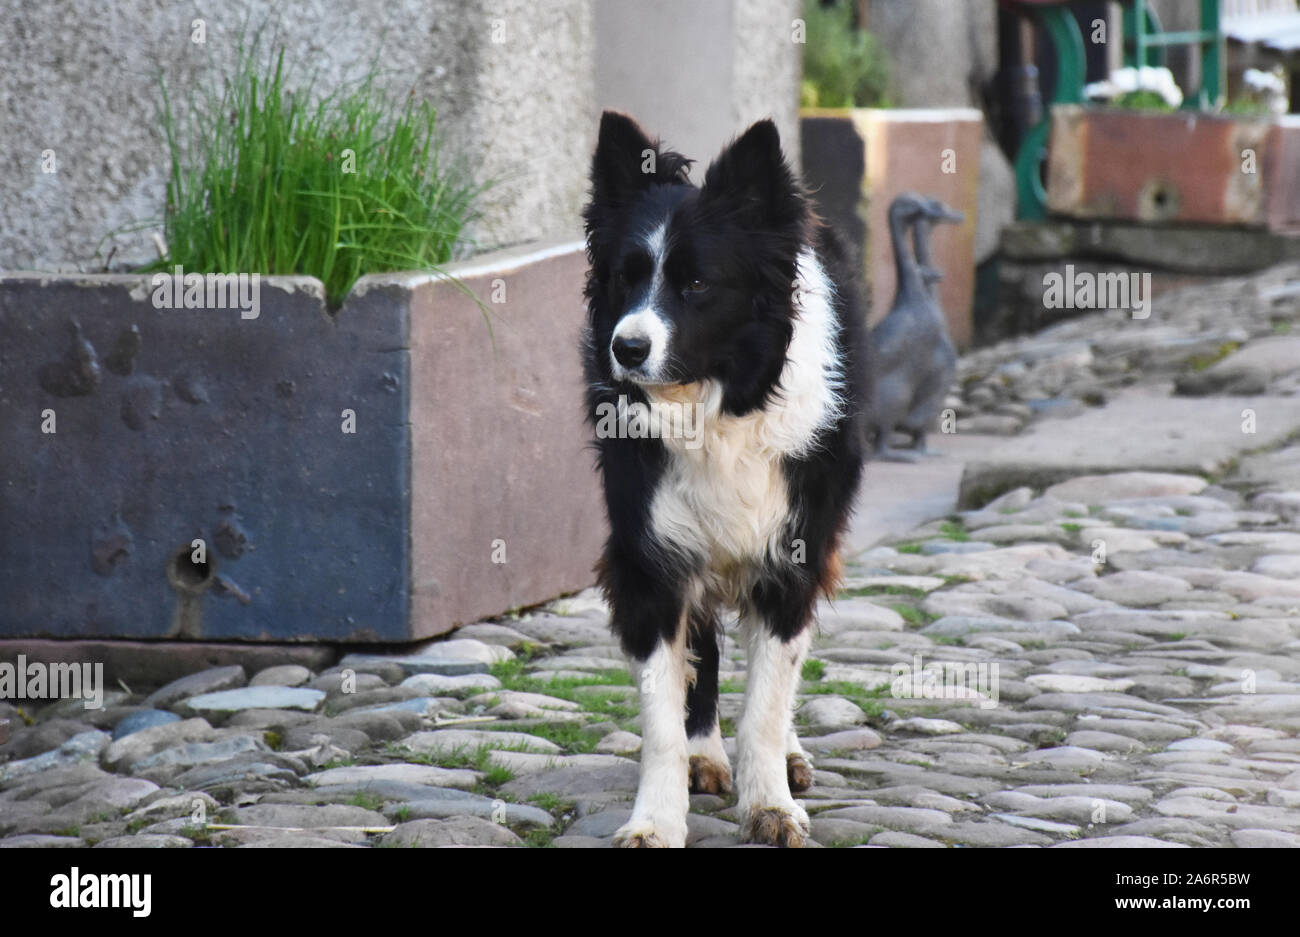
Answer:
1047;104;1300;232
800;107;983;350
0;239;603;642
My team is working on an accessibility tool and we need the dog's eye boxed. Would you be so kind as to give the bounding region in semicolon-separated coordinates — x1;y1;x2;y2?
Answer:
683;279;708;296
614;271;628;290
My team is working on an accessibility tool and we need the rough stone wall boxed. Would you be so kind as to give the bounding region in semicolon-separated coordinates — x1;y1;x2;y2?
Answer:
733;0;803;167
595;0;802;178
865;0;997;109
0;0;593;272
594;0;736;169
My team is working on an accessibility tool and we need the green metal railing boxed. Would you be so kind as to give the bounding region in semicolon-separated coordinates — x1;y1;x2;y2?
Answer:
1010;0;1226;220
1122;0;1224;108
1012;4;1085;221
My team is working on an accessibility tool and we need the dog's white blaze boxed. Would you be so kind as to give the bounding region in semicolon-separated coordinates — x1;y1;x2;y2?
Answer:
643;222;668;298
736;619;810;825
609;223;673;383
647;248;844;576
615;623;690;848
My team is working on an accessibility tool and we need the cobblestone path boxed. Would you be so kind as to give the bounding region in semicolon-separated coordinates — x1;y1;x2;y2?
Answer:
3;461;1299;848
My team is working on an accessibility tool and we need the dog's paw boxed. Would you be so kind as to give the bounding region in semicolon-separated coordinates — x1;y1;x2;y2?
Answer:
613;818;684;848
689;754;733;795
741;803;810;848
613;828;669;848
786;752;814;794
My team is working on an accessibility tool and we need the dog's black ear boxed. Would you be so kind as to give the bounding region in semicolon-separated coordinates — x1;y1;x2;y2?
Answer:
700;120;804;228
586;112;691;274
590;111;665;206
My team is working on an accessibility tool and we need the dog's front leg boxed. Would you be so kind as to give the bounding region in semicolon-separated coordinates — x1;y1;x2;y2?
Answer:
615;613;690;848
736;617;812;847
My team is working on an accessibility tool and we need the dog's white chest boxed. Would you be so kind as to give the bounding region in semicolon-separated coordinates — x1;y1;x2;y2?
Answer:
650;411;792;567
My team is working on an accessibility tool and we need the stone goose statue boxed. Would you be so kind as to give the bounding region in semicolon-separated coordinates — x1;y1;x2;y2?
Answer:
869;193;964;461
914;196;954;297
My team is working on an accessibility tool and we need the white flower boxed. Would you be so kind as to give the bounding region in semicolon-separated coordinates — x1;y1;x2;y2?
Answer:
1242;66;1289;115
1243;67;1286;96
1084;66;1184;108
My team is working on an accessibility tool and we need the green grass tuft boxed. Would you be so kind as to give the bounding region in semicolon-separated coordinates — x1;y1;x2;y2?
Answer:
840;584;926;599
407;742;522;789
827;832;878;848
801;680;890;719
481;763;516;787
527;792;574;813
179;825;214;846
523;827;557;848
1188;342;1241;372
347;792;385;812
487;659;638;720
890;603;937;628
496;721;599;755
939;520;970;542
317;757;356;770
143;32;479;307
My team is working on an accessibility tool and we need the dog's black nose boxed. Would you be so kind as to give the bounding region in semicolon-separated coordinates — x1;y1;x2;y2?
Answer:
612;335;651;368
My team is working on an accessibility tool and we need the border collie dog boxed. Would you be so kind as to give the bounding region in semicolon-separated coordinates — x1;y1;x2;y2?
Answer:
581;112;869;848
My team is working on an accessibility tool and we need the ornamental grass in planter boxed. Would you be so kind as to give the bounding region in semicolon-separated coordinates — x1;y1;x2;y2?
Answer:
146;36;479;306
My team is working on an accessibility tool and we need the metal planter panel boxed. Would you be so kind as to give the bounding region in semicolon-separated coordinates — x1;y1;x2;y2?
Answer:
0;274;410;641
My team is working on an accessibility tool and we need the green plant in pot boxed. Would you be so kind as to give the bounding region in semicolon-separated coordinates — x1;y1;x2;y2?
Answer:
143;33;480;307
800;0;891;109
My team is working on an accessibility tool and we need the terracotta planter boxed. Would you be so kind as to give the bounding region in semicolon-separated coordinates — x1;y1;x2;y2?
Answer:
1047;104;1300;232
800;107;983;350
0;239;603;642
